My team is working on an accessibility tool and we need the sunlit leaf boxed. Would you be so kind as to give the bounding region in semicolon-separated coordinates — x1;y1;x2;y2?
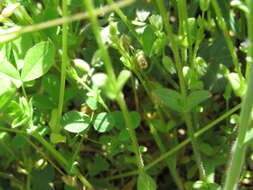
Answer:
93;112;114;133
61;111;90;133
21;41;55;82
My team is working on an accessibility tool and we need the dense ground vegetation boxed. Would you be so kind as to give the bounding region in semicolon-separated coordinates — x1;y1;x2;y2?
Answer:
1;0;253;189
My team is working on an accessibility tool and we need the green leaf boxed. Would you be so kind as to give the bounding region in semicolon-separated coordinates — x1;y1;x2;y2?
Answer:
61;111;90;133
155;88;183;112
137;173;157;190
21;41;55;82
186;90;211;111
93;112;114;133
0;60;21;87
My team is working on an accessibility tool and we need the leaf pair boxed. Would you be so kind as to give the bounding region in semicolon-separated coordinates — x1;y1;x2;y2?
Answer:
155;88;211;112
0;41;55;86
61;110;141;134
61;111;116;134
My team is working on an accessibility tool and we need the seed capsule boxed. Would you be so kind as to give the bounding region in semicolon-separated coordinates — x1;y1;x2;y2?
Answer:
120;34;131;52
147;112;157;120
136;52;148;69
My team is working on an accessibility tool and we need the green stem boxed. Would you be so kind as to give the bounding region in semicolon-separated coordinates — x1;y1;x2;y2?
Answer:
155;0;206;180
84;0;143;170
55;0;68;133
224;1;253;189
0;0;134;37
106;104;241;181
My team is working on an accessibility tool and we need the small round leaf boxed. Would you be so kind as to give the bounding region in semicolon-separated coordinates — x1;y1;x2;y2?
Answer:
61;111;90;133
93;112;114;133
